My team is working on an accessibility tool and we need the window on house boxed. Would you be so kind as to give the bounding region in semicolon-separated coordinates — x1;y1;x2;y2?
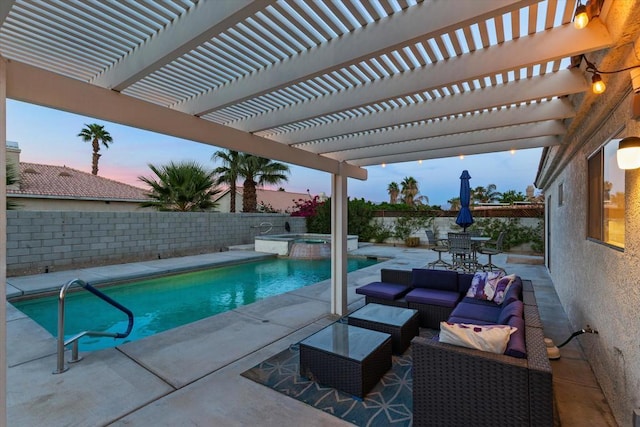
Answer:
587;138;625;248
558;183;563;206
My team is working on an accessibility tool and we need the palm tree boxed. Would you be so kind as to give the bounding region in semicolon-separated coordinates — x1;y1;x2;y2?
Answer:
400;176;419;206
472;184;501;204
77;123;113;175
237;154;290;212
387;182;400;204
6;163;18;210
212;149;241;213
413;194;429;206
138;161;220;212
447;197;461;210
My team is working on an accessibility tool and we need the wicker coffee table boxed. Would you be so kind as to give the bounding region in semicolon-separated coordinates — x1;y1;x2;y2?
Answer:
299;322;392;398
348;303;419;354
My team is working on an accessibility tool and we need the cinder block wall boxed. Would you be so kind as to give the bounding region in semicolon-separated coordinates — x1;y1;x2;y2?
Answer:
6;211;305;276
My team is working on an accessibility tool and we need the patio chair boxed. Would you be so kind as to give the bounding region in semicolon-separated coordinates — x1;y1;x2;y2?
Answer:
478;231;506;273
426;230;451;269
447;232;477;273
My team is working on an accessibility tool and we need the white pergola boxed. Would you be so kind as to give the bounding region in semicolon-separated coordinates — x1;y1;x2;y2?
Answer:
0;0;625;418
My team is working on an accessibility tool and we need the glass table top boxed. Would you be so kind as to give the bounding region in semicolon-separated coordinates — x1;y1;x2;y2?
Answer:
299;322;390;362
349;303;418;327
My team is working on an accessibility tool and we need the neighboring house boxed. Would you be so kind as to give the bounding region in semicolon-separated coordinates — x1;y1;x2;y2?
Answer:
214;187;319;213
6;142;149;211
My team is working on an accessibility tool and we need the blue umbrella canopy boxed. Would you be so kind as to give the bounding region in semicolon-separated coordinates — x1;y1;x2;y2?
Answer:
455;170;474;232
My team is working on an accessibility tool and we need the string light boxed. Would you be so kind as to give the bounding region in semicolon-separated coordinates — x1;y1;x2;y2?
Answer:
573;54;640;95
573;4;589;29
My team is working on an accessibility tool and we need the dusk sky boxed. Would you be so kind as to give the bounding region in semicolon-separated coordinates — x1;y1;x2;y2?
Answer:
6;99;543;207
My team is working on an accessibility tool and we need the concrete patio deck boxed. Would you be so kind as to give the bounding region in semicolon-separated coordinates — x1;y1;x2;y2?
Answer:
6;245;617;426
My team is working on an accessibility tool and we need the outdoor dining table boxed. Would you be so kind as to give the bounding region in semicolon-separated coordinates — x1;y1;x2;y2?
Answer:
470;236;491;245
470;236;491;269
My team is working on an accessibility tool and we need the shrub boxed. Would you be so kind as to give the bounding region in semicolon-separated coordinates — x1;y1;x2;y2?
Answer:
296;197;377;240
394;214;433;244
474;217;543;253
369;219;394;243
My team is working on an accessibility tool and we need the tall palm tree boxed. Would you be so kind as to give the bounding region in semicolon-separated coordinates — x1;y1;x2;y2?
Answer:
237;154;290;212
212;149;241;213
77;123;113;175
387;182;400;204
400;176;419;206
138;161;220;212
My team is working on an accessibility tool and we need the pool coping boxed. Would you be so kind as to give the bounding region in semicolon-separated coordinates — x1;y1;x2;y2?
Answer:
6;251;277;299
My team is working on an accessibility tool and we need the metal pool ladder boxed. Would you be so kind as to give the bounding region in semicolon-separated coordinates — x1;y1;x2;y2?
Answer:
53;278;134;374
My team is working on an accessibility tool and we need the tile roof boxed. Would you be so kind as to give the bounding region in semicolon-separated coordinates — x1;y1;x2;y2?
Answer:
8;162;148;201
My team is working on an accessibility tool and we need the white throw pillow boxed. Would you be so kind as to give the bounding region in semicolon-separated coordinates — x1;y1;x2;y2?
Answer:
439;322;517;354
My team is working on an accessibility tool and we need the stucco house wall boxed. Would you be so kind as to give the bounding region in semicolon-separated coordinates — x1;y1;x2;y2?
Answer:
538;66;640;423
214;188;313;213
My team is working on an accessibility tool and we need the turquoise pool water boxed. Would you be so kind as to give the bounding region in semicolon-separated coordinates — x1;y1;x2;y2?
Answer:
13;257;379;351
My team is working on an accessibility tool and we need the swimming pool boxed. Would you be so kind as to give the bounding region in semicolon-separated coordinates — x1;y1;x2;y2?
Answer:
13;257;379;351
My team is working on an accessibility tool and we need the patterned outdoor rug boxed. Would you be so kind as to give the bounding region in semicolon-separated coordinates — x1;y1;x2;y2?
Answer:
242;345;412;426
241;329;435;426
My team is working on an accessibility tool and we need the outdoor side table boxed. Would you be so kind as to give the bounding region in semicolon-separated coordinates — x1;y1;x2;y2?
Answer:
299;322;392;398
348;303;419;354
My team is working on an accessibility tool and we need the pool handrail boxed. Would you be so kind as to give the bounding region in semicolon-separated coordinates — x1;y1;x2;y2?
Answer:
54;278;134;374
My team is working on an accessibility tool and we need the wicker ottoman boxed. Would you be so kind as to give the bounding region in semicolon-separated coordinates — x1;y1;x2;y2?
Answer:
299;322;392;398
348;303;419;354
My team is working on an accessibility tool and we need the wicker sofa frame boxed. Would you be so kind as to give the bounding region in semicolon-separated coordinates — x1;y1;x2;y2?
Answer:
411;279;553;426
361;269;470;328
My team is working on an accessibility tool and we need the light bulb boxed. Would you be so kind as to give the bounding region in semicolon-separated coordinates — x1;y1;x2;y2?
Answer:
591;74;606;94
574;5;589;29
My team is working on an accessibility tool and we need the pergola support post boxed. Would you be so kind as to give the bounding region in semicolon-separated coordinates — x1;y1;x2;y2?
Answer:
330;173;348;316
0;56;8;426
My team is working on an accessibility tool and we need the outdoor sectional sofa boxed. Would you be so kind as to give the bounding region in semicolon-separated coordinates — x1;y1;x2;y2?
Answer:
355;268;554;426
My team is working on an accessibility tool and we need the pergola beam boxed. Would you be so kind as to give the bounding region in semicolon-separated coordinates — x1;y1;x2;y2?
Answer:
351;136;561;166
178;0;537;115
283;70;587;144
306;99;575;154
231;20;611;133
6;60;366;180
331;120;566;161
0;1;14;26
92;1;272;91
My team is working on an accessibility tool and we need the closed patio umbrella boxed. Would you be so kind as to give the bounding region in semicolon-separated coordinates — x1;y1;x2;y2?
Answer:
455;170;474;232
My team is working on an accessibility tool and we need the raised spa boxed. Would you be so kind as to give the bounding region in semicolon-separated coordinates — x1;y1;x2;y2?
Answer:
254;233;359;259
